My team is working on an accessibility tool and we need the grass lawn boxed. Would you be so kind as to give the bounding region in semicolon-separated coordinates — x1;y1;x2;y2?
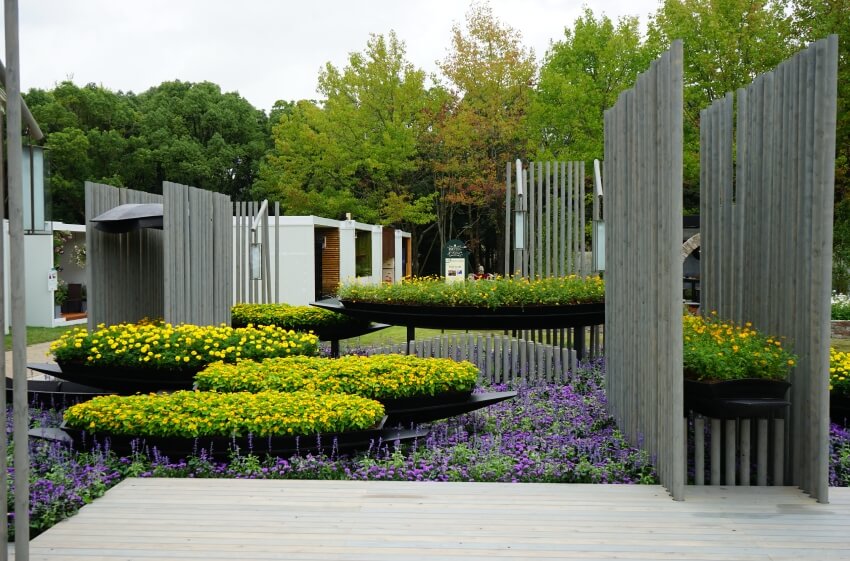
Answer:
3;325;78;349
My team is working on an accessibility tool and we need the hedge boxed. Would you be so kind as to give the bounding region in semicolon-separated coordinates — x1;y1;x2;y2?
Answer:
231;303;368;332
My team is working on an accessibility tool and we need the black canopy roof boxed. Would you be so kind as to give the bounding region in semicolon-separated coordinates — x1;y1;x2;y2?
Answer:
90;203;163;233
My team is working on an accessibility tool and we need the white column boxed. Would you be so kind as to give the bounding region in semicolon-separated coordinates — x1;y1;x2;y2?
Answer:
338;220;356;285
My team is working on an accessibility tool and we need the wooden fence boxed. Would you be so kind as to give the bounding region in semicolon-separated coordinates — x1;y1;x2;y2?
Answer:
367;333;578;385
603;42;685;500
87;182;232;329
86;182;164;329
504;160;588;278
699;36;838;502
162;182;233;326
233;201;280;304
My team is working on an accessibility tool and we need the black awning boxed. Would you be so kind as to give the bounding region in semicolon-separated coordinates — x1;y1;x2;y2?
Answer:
90;203;164;233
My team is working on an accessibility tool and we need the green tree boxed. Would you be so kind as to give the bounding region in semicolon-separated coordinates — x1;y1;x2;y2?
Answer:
434;1;536;271
133;81;268;199
256;32;436;269
648;0;795;207
531;8;656;162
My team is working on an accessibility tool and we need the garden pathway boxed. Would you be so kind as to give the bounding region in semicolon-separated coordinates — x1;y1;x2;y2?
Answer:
14;478;850;560
4;341;55;380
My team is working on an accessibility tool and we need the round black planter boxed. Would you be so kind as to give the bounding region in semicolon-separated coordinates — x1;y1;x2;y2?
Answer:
58;416;394;458
831;394;850;426
683;378;791;419
379;389;474;410
54;361;199;394
323;299;605;331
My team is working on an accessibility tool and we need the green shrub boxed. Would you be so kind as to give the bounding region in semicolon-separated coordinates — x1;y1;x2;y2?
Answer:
196;355;479;399
683;313;796;382
231;303;368;332
832;293;850;320
63;390;384;437
337;275;604;308
50;321;319;371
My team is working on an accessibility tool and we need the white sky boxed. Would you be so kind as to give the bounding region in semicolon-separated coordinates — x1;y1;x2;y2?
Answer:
3;0;659;114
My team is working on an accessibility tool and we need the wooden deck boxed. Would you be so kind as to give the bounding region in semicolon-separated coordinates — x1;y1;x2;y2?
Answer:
18;479;850;560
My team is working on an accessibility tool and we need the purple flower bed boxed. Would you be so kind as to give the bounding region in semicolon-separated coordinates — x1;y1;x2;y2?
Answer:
7;357;850;540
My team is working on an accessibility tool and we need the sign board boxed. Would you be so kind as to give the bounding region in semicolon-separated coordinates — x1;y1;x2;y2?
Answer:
441;239;470;281
445;258;466;283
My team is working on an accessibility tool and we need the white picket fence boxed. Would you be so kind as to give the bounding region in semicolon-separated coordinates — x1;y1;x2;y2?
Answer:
366;333;579;385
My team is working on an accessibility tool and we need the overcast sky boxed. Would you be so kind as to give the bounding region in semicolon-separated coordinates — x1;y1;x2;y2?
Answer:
3;0;659;114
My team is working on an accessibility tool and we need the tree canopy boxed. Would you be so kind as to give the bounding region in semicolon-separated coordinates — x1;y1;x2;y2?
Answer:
21;0;849;279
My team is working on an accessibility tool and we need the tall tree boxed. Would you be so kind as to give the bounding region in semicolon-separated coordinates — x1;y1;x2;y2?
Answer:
530;8;656;162
648;0;795;207
256;32;436;269
25;82;138;222
133;81;268;198
434;2;536;271
791;0;850;289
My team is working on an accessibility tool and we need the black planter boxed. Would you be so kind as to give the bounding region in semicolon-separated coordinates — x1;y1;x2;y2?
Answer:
831;393;850;426
314;299;605;331
50;415;432;458
7;375;110;407
384;390;517;426
54;361;198;394
683;377;791;419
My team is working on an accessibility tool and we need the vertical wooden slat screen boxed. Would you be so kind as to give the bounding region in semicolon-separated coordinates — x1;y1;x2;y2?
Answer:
163;182;232;326
504;161;588;277
603;42;684;500
86;182;164;329
698;36;837;503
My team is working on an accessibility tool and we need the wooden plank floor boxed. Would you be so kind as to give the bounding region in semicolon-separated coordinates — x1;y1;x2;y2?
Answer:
16;479;850;561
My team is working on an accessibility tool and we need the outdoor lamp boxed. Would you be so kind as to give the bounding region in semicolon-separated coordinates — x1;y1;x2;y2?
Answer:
250;242;262;280
514;158;525;250
592;219;605;272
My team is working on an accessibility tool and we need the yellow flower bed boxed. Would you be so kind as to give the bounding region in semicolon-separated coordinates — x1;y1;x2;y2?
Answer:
830;348;850;397
196;355;480;399
683;313;796;381
63;390;385;437
50;322;319;371
338;274;605;308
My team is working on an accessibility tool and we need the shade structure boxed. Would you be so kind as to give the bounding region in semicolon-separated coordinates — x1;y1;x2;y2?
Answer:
90;203;164;233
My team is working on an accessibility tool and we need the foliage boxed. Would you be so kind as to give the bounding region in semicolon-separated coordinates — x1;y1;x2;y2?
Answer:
6;407;123;541
683;313;796;381
24;80;268;222
831;424;850;486
791;0;849;203
829;347;850;397
63;390;385;437
647;0;795;203
52;230;73;270
832;200;850;293
72;244;86;269
255;32;435;231
195;355;479;399
430;2;536;268
50;321;319;371
338;274;605;308
54;280;68;307
833;292;850;320
231;303;367;332
530;8;656;162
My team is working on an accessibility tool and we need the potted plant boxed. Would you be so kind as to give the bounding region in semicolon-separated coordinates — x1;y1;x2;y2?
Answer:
54;281;68;317
683;312;796;418
49;321;320;393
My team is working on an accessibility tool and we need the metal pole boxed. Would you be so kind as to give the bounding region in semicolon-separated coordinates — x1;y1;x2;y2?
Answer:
0;89;8;560
5;0;30;556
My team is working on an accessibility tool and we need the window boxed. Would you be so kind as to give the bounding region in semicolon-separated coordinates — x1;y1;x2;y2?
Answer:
355;232;372;277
